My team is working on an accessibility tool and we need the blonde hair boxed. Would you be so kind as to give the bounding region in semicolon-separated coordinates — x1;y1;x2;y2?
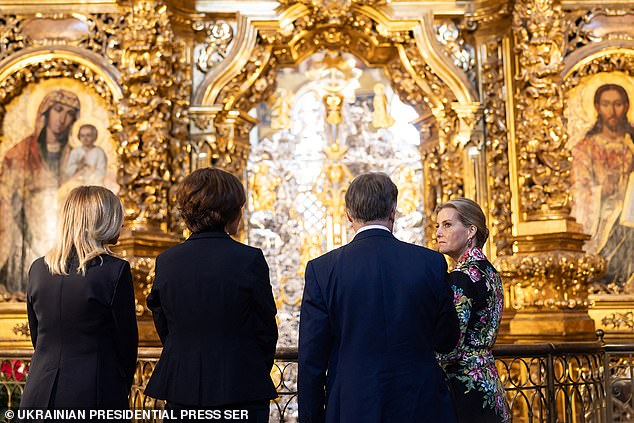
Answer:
436;197;489;248
45;186;124;275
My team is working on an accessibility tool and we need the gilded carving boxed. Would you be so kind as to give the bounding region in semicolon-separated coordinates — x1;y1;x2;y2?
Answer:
464;1;512;29
0;15;28;61
421;145;443;244
435;20;477;86
601;311;634;330
482;37;513;256
216;41;277;113
197;3;474;255
12;322;29;338
0;13;125;67
115;0;174;225
78;14;126;67
193;20;234;73
277;0;387;23
497;250;604;311
129;257;155;317
568;9;634;54
167;38;192;235
513;0;570;218
211;116;253;176
564;52;634;91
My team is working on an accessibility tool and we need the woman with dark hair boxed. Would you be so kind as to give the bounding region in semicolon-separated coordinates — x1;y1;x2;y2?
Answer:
144;168;278;422
435;198;510;423
20;185;138;412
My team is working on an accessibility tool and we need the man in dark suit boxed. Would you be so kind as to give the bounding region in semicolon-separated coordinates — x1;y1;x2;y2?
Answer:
298;172;460;423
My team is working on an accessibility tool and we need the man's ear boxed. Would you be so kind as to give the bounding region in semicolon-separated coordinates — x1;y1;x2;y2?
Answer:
346;209;353;223
389;206;396;222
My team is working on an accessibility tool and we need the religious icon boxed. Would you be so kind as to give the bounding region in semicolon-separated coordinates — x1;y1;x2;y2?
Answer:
0;79;118;296
568;75;634;291
64;124;108;186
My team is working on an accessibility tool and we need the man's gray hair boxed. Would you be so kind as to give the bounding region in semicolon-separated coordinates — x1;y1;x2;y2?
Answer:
345;172;398;222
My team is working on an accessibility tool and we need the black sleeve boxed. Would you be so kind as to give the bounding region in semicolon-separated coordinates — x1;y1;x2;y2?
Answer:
26;263;38;348
433;257;460;354
147;257;168;345
298;261;332;423
111;261;139;390
250;249;278;370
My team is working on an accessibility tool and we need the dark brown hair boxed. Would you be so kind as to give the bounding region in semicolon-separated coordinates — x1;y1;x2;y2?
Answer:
436;197;489;248
176;168;246;232
345;172;398;222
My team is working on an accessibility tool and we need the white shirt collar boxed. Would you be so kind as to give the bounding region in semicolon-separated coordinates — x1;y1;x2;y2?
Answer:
356;224;392;235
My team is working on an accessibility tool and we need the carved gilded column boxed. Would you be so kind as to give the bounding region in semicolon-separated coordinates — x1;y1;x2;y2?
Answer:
113;0;180;345
414;113;441;244
501;0;604;341
469;10;517;340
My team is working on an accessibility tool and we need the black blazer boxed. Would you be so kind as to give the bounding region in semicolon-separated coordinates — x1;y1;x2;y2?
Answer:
144;230;278;406
20;255;138;409
298;229;460;423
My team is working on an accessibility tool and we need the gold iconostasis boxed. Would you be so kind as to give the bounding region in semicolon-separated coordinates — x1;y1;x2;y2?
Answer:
0;0;632;347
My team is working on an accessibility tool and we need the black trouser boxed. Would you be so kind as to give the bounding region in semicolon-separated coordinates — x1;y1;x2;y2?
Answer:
164;400;269;423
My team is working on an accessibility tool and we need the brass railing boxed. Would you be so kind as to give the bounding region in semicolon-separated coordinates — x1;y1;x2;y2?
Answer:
0;343;622;422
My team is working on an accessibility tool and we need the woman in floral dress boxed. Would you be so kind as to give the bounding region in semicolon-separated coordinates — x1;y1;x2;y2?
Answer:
435;198;511;423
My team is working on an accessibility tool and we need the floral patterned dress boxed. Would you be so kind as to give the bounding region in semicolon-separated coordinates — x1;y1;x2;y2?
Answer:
437;247;511;423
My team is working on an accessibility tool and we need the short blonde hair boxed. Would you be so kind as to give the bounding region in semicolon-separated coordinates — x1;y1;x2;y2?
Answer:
436;197;489;248
45;186;123;275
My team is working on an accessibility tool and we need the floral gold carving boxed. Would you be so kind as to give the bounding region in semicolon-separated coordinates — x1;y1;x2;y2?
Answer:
12;322;29;337
568;9;634;54
482;36;513;256
193;20;234;73
564;51;634;91
0;13;125;67
601;312;634;330
78;14;126;67
129;257;155;317
115;0;174;225
0;15;28;60
513;0;570;219
497;250;605;311
435;21;476;86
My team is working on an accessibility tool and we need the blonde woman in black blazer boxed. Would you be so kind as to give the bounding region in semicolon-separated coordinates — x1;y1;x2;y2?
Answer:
145;168;278;422
20;186;138;411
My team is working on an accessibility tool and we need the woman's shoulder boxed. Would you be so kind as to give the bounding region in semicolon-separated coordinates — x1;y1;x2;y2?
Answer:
89;254;129;274
452;260;498;284
28;257;48;276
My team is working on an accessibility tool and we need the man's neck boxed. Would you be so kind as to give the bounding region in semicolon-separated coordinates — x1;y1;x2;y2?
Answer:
352;219;393;233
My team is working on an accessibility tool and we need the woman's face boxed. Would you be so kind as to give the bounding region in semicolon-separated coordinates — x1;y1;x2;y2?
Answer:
47;102;78;136
436;207;474;261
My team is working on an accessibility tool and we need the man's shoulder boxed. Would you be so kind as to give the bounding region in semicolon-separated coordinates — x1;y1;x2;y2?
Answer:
307;238;443;268
394;239;445;261
307;246;342;269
